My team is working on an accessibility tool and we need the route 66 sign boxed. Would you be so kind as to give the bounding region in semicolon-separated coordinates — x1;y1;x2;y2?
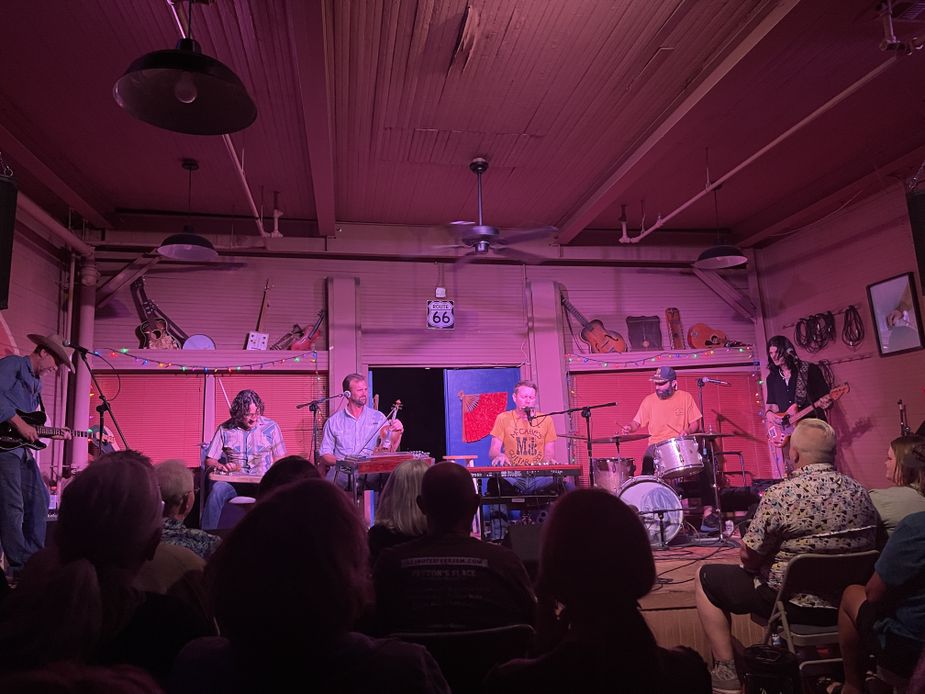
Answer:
426;299;455;329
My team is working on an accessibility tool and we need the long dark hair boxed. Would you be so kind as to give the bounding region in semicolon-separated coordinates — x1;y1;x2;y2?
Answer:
766;335;799;372
228;389;265;426
891;436;925;492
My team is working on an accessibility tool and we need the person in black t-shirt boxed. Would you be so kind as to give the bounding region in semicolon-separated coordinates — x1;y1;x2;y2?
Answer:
765;335;831;430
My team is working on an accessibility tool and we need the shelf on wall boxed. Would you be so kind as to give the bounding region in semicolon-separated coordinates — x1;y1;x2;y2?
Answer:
88;348;329;373
566;346;758;374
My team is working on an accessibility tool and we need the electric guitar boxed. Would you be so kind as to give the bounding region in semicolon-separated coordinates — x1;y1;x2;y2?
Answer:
764;383;849;447
245;281;272;350
0;410;115;452
560;296;627;353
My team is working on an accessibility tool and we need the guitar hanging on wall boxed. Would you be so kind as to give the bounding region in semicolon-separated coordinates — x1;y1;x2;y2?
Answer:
269;309;326;351
560;296;628;353
131;278;185;349
245;281;272;350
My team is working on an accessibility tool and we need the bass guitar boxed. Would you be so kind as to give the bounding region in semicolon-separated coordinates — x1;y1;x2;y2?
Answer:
765;383;849;447
0;410;115;452
560;296;627;353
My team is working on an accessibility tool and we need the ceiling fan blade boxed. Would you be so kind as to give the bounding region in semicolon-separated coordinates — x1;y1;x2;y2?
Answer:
494;225;558;245
454;250;481;265
493;246;549;264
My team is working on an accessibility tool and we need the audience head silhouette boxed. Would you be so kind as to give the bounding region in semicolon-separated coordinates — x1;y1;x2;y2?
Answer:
256;455;320;499
539;488;655;613
417;462;479;534
58;451;162;570
208;479;370;657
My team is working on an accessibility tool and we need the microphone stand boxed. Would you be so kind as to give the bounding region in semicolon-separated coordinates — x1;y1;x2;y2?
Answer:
543;402;617;489
297;392;347;485
75;348;129;462
695;378;736;548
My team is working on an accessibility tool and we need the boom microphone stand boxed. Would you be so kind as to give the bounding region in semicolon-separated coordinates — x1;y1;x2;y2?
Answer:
73;346;129;462
695;378;736;548
543;402;617;488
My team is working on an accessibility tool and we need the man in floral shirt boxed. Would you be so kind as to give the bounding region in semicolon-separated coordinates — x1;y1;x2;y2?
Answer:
694;418;877;693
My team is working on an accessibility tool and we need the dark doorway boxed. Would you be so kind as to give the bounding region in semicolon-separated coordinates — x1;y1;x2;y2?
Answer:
369;367;446;462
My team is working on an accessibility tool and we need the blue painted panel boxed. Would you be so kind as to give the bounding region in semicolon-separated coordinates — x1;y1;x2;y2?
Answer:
444;367;521;465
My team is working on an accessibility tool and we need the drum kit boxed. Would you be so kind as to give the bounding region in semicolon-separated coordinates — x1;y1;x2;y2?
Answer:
589;432;733;547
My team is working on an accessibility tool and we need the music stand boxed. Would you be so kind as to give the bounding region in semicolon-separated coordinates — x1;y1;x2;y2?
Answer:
695;379;737;547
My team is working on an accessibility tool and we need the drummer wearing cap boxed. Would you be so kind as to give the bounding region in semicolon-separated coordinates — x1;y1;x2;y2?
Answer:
621;366;702;477
0;333;74;578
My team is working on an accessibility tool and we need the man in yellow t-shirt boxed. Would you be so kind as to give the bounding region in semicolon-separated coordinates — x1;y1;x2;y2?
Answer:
622;366;702;477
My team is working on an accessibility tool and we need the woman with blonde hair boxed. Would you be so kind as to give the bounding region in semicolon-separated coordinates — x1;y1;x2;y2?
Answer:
368;458;430;565
870;436;925;536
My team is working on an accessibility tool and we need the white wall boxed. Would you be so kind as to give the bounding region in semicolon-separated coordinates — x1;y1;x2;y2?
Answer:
755;184;925;489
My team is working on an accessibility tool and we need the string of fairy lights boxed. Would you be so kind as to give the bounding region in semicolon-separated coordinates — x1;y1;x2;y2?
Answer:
95;348;322;372
566;345;767;421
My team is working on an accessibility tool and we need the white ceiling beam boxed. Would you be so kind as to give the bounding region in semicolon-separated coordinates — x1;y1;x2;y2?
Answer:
556;0;803;244
692;267;757;321
288;0;337;237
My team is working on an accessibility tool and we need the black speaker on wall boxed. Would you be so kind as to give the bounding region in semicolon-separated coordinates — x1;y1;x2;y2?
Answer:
0;175;17;311
906;190;925;296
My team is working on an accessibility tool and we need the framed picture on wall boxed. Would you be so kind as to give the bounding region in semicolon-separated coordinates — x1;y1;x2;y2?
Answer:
867;272;925;357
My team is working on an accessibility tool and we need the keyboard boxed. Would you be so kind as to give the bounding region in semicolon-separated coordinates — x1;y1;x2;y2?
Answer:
468;464;582;478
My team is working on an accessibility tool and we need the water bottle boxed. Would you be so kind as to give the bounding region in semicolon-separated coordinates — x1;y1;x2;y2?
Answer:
724;520;735;537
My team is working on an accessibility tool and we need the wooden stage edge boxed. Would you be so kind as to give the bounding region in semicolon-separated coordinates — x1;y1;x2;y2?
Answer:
640;543;765;662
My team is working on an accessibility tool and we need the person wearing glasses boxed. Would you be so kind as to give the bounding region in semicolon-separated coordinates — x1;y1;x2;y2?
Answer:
201;389;286;529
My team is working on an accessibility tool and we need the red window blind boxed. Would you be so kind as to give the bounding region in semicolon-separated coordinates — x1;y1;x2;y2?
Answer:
569;371;772;487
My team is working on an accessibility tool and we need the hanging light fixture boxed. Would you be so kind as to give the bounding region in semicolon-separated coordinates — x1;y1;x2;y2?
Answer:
693;187;747;270
156;158;218;262
113;0;257;135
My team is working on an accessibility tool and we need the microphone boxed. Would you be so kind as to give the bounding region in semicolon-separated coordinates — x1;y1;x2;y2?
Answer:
296;391;351;409
700;377;730;386
524;407;534;424
63;339;93;355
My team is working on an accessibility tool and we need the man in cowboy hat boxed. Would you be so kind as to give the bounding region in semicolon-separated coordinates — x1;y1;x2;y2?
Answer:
0;333;73;578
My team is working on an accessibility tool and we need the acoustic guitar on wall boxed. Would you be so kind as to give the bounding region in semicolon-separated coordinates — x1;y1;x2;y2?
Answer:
560;296;628;353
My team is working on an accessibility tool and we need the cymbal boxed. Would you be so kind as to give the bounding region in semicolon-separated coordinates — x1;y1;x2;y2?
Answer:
560;433;586;440
591;433;649;444
692;432;736;438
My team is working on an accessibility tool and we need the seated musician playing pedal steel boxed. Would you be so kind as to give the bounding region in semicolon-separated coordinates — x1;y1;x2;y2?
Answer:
318;373;403;491
201;389;285;529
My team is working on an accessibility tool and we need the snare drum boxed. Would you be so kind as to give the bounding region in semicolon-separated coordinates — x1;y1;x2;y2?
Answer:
653;436;703;480
591;457;635;495
617;476;684;546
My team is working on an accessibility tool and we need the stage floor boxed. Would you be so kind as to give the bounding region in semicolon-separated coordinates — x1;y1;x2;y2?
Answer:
641;542;765;661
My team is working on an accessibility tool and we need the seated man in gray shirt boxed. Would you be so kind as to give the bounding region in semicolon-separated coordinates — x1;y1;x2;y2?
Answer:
319;373;403;490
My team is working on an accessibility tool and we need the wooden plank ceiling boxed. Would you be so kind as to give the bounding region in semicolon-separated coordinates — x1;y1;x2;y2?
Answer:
0;0;923;252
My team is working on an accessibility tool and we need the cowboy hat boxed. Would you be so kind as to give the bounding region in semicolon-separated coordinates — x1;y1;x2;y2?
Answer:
27;333;74;372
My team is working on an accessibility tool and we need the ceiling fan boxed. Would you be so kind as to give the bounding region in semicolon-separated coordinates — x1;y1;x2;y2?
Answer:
442;157;557;264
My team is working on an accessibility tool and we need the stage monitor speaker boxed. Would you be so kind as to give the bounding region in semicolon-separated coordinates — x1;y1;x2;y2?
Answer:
0;176;17;311
502;523;543;580
906;190;925;296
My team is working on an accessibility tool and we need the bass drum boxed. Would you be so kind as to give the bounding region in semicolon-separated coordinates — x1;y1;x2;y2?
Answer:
617;476;684;546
